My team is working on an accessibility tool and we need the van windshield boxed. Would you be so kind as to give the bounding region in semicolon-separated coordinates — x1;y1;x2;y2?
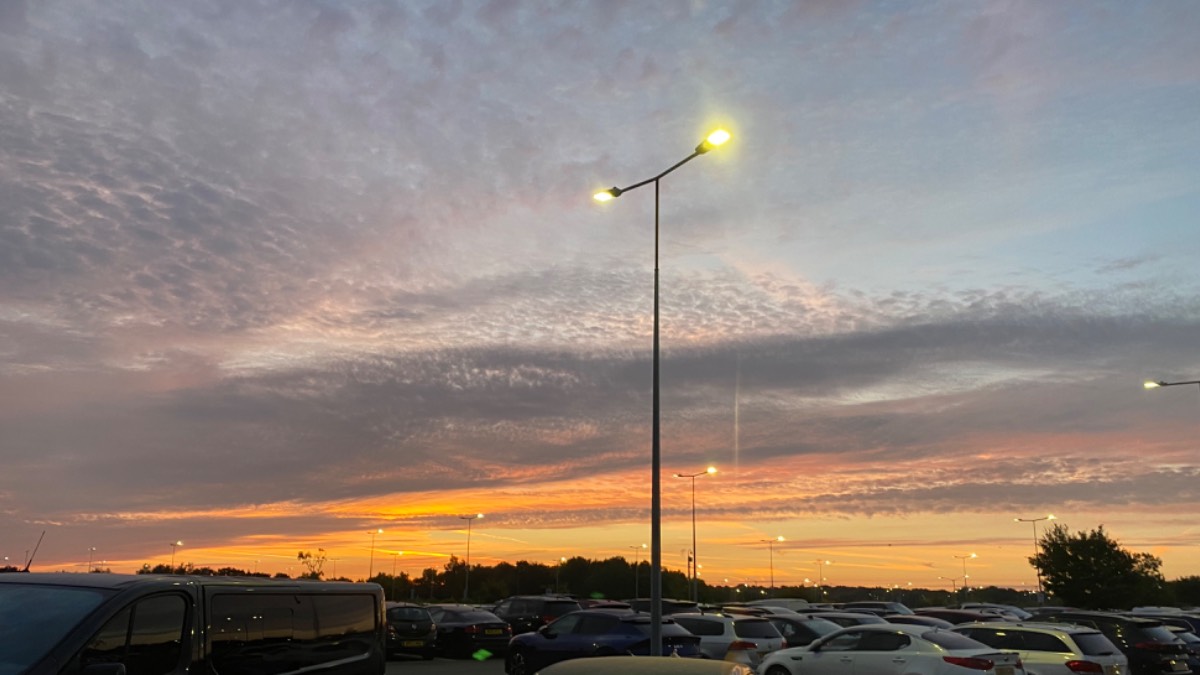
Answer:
0;582;114;675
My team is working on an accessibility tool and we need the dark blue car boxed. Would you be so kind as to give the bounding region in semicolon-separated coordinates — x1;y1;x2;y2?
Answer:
505;609;702;675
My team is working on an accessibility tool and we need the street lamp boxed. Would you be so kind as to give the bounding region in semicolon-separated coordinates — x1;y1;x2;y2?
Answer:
629;544;647;598
594;128;731;655
760;536;784;590
1144;379;1200;391
554;556;567;593
940;575;962;592
813;559;831;597
1015;514;1055;599
953;552;976;597
86;547;97;573
367;528;383;580
169;541;182;570
460;513;483;601
674;466;716;602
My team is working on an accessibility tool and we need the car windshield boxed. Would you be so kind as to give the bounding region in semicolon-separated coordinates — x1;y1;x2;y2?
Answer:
452;610;501;623
387;607;430;621
0;583;114;675
546;601;582;616
735;619;782;638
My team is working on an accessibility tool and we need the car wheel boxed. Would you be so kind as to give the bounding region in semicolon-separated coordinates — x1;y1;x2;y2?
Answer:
765;666;792;675
507;649;530;675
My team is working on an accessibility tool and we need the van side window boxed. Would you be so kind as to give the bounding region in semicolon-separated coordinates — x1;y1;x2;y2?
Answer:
80;594;188;675
210;593;378;675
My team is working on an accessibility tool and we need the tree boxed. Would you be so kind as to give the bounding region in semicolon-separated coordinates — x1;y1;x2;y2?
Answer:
297;549;327;579
1031;523;1168;608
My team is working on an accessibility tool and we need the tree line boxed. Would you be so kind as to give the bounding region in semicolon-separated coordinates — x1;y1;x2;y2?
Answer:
9;523;1196;609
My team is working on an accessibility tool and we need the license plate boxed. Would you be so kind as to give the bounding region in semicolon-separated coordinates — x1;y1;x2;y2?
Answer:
1105;666;1121;675
997;666;1014;675
485;629;503;635
1170;662;1188;673
402;641;424;647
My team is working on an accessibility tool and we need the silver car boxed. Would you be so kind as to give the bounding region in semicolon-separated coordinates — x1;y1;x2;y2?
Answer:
672;613;788;670
954;621;1128;675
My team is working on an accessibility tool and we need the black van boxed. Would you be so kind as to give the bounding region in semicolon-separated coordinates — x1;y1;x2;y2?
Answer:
0;572;387;675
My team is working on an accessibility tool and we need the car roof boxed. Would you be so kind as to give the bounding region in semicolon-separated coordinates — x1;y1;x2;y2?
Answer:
534;654;753;675
955;621;1103;634
0;572;357;592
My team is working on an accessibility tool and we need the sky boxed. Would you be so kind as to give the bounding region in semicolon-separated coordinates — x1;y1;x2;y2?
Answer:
2;0;1199;594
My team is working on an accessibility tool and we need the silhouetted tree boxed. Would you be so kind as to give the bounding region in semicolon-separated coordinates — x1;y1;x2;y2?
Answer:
297;549;327;579
1032;523;1168;608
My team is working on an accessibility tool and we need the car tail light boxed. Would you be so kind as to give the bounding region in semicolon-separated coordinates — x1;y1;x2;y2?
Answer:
464;624;480;635
1135;642;1181;653
728;640;758;651
943;656;996;671
1066;661;1105;674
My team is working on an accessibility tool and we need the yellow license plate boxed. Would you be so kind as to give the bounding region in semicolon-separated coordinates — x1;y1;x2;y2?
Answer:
402;641;424;647
1104;666;1120;675
997;667;1014;675
485;629;503;635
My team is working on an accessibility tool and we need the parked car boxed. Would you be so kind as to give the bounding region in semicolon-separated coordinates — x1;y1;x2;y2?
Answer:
758;623;1027;675
626;598;703;615
885;614;957;629
1164;626;1200;673
505;609;702;675
807;610;890;628
960;603;1034;620
0;572;387;675
765;613;844;647
917;608;1009;625
953;621;1128;675
1039;610;1190;675
427;603;512;658
671;612;788;670
535;655;754;675
494;595;585;635
842;600;915;615
1131;612;1200;635
746;598;812;611
385;601;437;659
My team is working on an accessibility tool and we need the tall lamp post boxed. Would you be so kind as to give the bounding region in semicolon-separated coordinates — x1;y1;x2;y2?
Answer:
760;536;784;590
940;575;961;593
460;513;483;601
629;544;647;598
813;559;831;598
594;127;731;654
953;552;976;598
1015;514;1055;599
367;528;383;580
169;541;182;571
86;547;97;573
1145;379;1200;398
674;466;716;602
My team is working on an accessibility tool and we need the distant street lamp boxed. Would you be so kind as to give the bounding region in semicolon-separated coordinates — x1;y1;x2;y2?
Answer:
460;513;484;600
554;556;567;593
594;128;731;656
86;547;97;573
953;552;976;597
367;528;383;579
1144;379;1200;391
1015;514;1055;598
629;544;647;598
392;551;403;599
169;541;182;570
940;575;962;592
813;559;831;597
761;536;785;590
674;466;716;602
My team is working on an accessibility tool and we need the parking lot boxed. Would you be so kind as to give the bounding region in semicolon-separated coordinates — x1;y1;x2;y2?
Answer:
387;654;506;675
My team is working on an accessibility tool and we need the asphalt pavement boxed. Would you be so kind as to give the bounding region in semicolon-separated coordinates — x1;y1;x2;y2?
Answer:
387;654;507;675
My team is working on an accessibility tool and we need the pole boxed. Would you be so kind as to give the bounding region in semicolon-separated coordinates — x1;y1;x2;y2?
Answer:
464;518;473;600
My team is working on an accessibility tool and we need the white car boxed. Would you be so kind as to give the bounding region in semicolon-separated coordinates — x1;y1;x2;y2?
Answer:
954;622;1127;675
671;613;788;670
759;623;1026;675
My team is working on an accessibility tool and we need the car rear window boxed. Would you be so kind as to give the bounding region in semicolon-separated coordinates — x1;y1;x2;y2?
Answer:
388;607;430;621
736;619;783;639
924;631;990;650
674;618;723;636
1074;632;1121;656
1133;624;1180;644
1021;632;1071;653
546;600;582;616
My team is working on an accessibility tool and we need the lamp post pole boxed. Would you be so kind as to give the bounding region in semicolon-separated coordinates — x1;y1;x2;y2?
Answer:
594;128;731;655
674;466;716;602
460;513;483;601
629;544;647;598
169;541;182;571
1015;514;1055;599
367;528;382;580
953;552;976;600
760;536;784;590
940;575;961;593
812;559;831;598
86;547;96;573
